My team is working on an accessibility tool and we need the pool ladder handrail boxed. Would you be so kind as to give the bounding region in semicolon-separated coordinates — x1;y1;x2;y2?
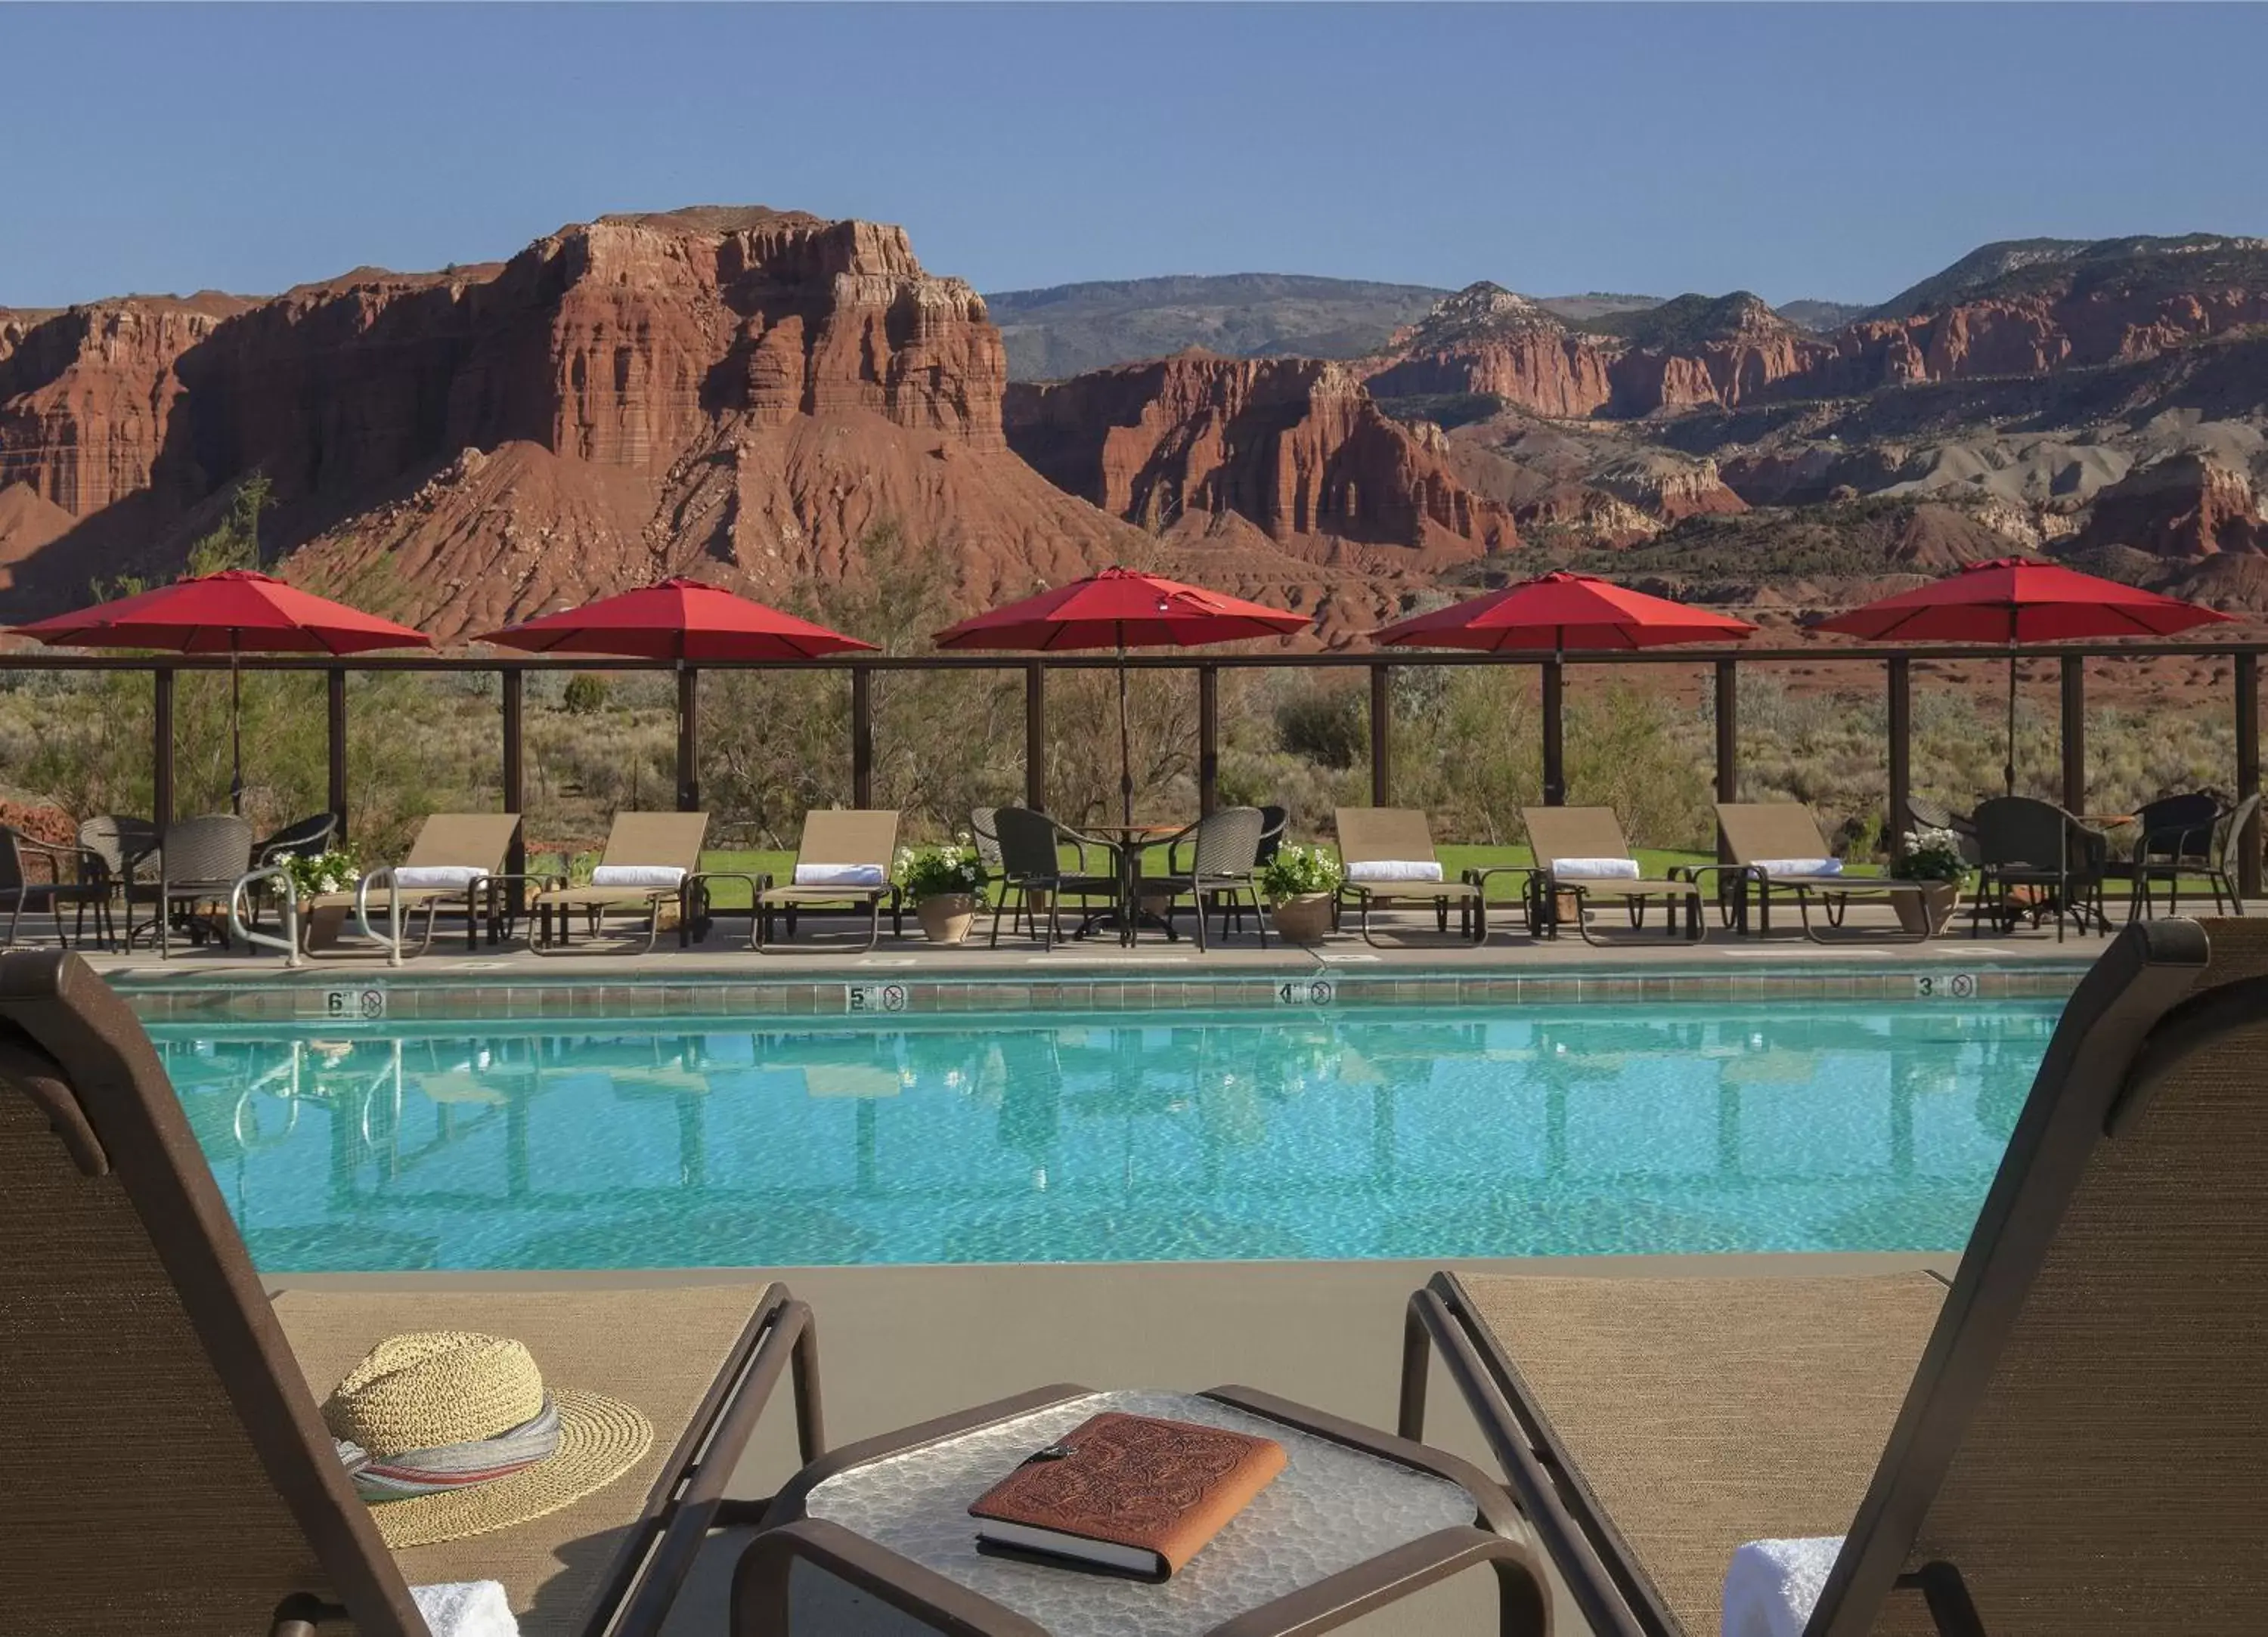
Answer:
225;865;407;967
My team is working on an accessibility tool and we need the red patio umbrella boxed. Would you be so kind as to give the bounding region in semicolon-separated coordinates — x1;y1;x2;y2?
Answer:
1370;571;1756;803
13;569;432;812
934;566;1310;824
473;577;875;660
1370;571;1757;652
1816;557;2232;795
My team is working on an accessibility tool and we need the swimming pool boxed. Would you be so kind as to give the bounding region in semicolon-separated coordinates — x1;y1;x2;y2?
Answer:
156;1003;2057;1272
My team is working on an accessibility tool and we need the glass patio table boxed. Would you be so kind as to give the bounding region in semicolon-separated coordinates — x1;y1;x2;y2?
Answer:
741;1385;1546;1635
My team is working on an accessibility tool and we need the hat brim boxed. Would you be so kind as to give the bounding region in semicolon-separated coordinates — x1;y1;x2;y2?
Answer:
364;1388;653;1549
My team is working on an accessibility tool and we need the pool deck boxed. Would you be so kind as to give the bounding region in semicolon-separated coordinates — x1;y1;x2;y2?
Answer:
78;898;2108;986
277;1249;1957;1635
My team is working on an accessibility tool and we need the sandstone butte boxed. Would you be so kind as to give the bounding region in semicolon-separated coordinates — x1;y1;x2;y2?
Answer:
0;209;1219;642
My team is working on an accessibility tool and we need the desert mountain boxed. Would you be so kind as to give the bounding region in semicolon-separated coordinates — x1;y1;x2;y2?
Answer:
983;274;1452;381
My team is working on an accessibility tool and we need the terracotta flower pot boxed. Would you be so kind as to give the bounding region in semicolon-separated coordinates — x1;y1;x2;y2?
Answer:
1893;878;1960;936
916;893;977;945
1269;893;1334;944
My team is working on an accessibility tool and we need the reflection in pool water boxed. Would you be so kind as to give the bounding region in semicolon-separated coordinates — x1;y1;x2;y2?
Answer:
156;1003;2058;1271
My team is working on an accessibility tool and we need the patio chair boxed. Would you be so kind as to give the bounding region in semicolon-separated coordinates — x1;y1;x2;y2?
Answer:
1400;914;2268;1637
2107;791;2224;920
77;815;160;940
0;948;823;1637
1145;805;1269;952
305;812;525;958
144;814;256;958
1715;801;1938;942
256;812;341;866
1520;806;1713;945
1902;794;1979;867
1333;807;1483;947
756;810;901;952
2200;791;2260;917
1970;796;2109;943
987;806;1118;951
0;826;116;950
529;812;711;955
1218;803;1290;939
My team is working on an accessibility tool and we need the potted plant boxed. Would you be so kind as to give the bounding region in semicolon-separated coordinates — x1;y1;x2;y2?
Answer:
1890;825;1967;934
279;846;361;950
896;837;985;945
1258;842;1343;943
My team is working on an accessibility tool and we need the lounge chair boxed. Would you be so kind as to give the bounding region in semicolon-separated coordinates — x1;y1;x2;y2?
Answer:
756;809;901;952
530;812;711;955
1334;806;1483;946
1520;806;1712;945
1400;916;2268;1637
306;812;525;958
0;948;823;1637
1715;800;1937;942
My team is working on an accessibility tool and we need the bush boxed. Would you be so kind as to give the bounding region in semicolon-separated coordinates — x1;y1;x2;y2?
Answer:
562;674;610;716
1275;682;1366;770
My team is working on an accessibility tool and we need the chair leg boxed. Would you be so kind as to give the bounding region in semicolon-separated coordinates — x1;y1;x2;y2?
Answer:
1250;884;1267;949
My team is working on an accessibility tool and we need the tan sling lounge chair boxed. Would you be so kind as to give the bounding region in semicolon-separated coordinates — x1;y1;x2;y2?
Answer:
1520;806;1716;944
303;812;526;959
0;949;823;1637
530;811;711;955
1334;807;1483;946
1716;800;1938;941
755;809;901;952
1400;916;2268;1637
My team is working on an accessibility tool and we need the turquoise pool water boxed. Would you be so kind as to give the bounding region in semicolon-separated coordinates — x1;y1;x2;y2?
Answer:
155;1003;2058;1272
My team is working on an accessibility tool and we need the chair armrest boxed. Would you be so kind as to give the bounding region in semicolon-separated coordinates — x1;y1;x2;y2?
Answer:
1678;862;1755;887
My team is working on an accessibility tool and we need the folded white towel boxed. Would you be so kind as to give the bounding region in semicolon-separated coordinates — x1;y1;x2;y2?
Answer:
1752;858;1842;878
794;862;886;887
393;865;491;890
590;864;686;888
412;1581;519;1637
1346;859;1444;883
1551;856;1641;880
1721;1536;1842;1637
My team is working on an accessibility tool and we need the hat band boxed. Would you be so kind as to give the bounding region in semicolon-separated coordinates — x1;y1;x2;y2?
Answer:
337;1397;562;1502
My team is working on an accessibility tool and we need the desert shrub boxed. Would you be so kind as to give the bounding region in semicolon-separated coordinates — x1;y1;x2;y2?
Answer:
562;673;610;716
1275;680;1366;770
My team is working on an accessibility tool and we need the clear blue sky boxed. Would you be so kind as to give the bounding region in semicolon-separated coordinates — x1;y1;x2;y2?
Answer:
5;3;2264;310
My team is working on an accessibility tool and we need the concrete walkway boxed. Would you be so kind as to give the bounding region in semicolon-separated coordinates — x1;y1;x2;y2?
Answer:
279;1250;1955;1635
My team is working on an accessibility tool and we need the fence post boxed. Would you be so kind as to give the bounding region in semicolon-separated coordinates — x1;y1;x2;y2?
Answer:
1888;656;1911;858
327;669;349;837
500;669;526;899
1541;659;1566;806
1715;658;1738;862
1024;661;1046;812
850;665;873;808
2059;654;2086;815
153;667;175;831
1198;664;1219;815
1369;663;1391;806
676;664;700;812
2239;651;2261;899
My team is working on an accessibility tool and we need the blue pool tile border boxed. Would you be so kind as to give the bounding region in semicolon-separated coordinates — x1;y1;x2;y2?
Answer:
111;961;2089;1023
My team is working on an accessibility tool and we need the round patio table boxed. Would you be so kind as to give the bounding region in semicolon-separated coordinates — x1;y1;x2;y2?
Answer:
1078;821;1188;945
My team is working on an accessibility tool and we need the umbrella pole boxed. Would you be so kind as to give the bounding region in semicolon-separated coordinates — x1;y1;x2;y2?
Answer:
2005;646;2018;798
230;639;245;816
1117;640;1133;829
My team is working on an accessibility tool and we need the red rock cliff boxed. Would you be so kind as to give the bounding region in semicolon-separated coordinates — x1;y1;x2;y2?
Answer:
1004;351;1515;559
0;209;1148;636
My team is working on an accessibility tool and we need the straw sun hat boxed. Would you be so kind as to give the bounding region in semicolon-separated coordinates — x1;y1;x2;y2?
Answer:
322;1332;652;1548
